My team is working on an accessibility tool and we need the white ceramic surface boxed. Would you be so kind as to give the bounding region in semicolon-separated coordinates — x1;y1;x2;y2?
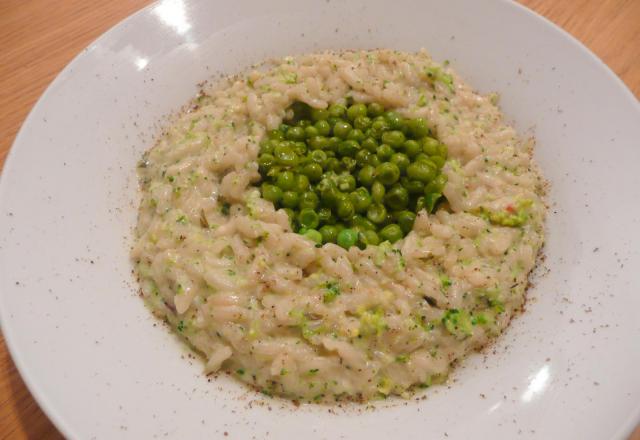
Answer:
1;0;639;438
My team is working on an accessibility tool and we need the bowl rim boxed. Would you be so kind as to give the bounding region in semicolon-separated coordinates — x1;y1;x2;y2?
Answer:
0;1;638;439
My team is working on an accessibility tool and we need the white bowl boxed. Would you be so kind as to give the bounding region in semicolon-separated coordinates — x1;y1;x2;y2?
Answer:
1;0;639;438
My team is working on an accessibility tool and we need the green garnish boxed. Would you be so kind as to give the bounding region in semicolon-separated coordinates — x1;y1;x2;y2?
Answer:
359;308;388;336
323;281;341;303
477;199;533;227
442;309;473;339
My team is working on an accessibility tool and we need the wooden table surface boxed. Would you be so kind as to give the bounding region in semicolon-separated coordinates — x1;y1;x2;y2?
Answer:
0;1;638;438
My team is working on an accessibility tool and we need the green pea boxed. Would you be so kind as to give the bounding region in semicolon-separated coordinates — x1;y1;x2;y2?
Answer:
336;198;355;219
385;185;409;210
362;137;378;153
278;123;289;134
354;116;372;131
315;120;331;136
371;181;386;203
397;210;416;234
282;208;295;223
294;174;309;193
390;153;410;173
347;128;366;143
338;139;360;157
407;160;437;183
424;192;442;213
306;136;326;150
302;162;323;181
403;139;422;158
351;214;376;231
261;183;282;203
367;154;381;167
276;171;296;190
359;229;380;246
274;144;300;167
271;138;286;150
398;119;411;135
358;165;376;187
297;119;311;128
422;137;440;156
355;149;372;166
346;103;368;122
318;178;337;199
337;228;358;249
325;157;342;173
281;191;299;208
385;111;403;129
375;162;401;186
303;229;323;245
303;125;317;139
266;165;282;179
367;102;384;117
258;153;276;173
310;149;328;166
326;136;341;152
267;129;285;140
285;126;305;141
341;157;357;172
430;155;446;169
367;203;387;224
338;174;357;192
376;144;394;161
272;139;289;148
318;207;334;224
328;104;347;119
319;225;338;243
437;143;448;158
425;173;448;194
402;177;425;194
381;130;406;148
408;118;429;138
259;139;275;154
333;120;352;139
299;191;319;209
310;108;329;121
379;223;403;243
298;208;320;229
292;141;307;156
350;188;372;213
258;139;273;154
415;196;427;212
370;120;389;139
415;153;432;163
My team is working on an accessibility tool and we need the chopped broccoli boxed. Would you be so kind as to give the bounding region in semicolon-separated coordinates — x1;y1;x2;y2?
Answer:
323;281;341;303
442;309;473;339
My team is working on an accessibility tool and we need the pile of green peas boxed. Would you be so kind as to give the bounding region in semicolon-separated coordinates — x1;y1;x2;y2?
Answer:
258;101;448;249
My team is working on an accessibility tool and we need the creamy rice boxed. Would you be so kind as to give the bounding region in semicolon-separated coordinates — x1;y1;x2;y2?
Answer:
132;49;546;402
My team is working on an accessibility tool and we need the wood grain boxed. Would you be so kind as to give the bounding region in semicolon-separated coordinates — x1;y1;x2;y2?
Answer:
0;1;638;439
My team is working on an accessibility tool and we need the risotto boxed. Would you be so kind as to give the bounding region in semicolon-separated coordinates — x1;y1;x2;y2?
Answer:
132;49;546;402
